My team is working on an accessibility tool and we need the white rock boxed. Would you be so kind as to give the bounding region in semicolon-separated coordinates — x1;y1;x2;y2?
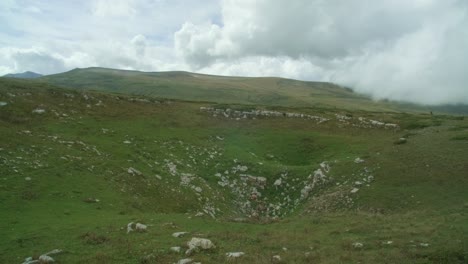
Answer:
123;140;131;144
135;223;147;232
186;237;215;255
352;242;363;248
350;188;359;194
127;222;134;233
226;252;245;258
177;258;192;264
274;179;282;186
272;255;281;262
170;246;181;253
354;157;365;163
127;167;142;176
32;109;46;114
172;232;189;238
25;177;31;181
419;243;430;247
38;255;54;263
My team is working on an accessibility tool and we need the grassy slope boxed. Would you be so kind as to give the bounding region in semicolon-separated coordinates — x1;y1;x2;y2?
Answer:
41;67;428;113
0;78;467;263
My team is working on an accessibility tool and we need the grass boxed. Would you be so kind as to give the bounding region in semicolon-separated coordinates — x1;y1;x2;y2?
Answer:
39;67;454;114
0;77;467;263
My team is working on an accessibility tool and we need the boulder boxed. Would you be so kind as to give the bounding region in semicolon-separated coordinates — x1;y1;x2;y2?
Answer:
226;252;245;258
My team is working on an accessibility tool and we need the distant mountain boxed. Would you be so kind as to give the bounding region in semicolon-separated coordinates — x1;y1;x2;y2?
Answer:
4;71;43;79
41;67;404;112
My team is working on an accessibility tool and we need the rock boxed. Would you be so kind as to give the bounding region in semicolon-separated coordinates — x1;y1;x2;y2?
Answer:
32;109;46;114
123;140;131;144
170;246;181;253
25;177;31;181
352;242;363;249
127;222;134;233
226;252;245;258
22;257;38;264
272;255;281;262
0;101;7;107
177;258;192;264
274;178;282;186
354;157;365;164
172;232;189;238
186;237;215;255
419;243;430;247
383;241;393;245
135;223;147;232
350;188;359;194
38;255;54;263
127;167;142;176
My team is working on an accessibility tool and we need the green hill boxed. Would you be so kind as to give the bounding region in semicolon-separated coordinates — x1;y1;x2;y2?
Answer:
0;77;467;263
41;67;422;113
4;71;43;79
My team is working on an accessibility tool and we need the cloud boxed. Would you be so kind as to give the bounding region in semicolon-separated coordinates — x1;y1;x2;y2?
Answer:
91;0;137;17
0;47;66;75
175;0;468;104
1;0;467;105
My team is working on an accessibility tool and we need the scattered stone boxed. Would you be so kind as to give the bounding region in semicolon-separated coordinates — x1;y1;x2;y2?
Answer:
127;167;142;176
38;255;54;263
127;222;134;233
25;177;31;181
170;246;181;253
127;222;147;233
272;255;281;262
177;258;193;264
123;140;131;144
274;178;282;186
350;188;359;194
135;223;147;232
354;157;364;164
0;101;7;106
32;109;46;114
173;232;189;238
186;237;215;255
383;241;393;245
419;243;430;247
83;197;100;203
352;242;363;249
22;249;62;264
226;252;245;258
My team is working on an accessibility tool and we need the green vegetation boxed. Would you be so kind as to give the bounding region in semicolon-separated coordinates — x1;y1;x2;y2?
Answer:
0;77;467;263
40;67;440;113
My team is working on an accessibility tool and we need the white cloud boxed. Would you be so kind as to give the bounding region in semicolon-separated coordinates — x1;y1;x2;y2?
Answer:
1;0;467;105
174;0;468;104
91;0;137;17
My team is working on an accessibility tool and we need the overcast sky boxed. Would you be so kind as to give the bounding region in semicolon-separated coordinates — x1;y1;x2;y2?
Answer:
1;0;467;105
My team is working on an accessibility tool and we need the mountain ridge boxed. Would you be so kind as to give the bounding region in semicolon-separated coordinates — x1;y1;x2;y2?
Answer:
3;71;43;79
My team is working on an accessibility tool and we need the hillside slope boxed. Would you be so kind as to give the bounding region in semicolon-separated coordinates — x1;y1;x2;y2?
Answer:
41;67;421;112
4;71;43;79
0;77;467;263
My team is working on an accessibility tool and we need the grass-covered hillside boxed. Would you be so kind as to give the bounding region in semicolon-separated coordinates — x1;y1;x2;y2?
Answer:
0;77;467;263
41;67;430;113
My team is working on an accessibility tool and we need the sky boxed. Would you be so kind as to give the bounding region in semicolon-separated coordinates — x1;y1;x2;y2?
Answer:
1;0;467;105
